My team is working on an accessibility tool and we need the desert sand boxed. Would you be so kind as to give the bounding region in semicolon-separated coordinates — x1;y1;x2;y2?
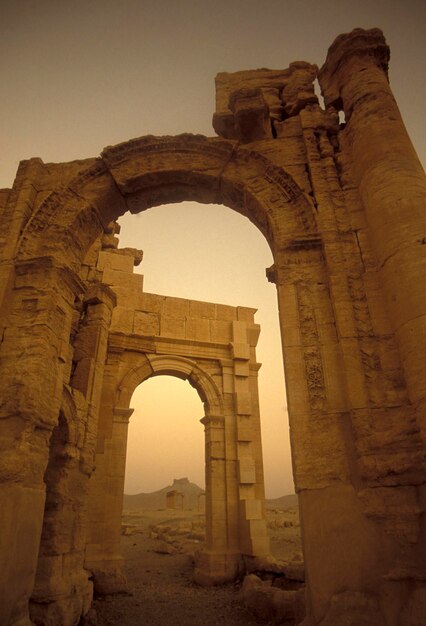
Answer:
89;485;302;625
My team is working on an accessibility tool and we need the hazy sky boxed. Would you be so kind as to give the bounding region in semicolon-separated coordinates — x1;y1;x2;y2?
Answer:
1;1;425;498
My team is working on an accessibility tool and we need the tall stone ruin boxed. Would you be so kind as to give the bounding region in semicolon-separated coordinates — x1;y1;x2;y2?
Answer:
0;27;425;625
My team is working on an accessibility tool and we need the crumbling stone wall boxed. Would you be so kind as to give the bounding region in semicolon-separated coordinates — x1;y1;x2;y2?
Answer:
0;27;425;626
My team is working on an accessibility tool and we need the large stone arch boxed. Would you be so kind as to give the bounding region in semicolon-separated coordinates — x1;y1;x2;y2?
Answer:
16;134;318;269
2;27;426;626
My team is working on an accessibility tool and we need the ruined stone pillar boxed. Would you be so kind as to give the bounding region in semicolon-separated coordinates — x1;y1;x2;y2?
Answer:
71;283;117;431
194;414;234;584
319;29;426;441
231;319;270;562
0;257;84;626
68;284;125;595
84;407;133;594
29;401;93;626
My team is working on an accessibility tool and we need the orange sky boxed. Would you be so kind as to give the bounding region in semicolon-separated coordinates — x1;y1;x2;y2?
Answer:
1;0;425;497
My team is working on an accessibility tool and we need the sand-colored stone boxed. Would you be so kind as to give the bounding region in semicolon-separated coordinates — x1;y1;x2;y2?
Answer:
1;27;426;625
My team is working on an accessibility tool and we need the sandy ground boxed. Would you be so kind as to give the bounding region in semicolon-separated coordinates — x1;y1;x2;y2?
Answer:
91;506;302;625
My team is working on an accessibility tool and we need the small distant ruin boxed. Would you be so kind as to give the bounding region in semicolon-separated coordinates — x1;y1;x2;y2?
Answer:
1;27;426;626
197;492;206;513
166;491;184;510
165;478;204;511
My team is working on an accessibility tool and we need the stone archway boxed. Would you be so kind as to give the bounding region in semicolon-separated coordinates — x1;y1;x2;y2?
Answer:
82;273;270;589
1;28;426;626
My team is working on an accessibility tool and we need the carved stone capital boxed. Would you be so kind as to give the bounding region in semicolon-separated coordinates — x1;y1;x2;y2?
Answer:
200;415;225;429
112;407;134;424
319;28;390;108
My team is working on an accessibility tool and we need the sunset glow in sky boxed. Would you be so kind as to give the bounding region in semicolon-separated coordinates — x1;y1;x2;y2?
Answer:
1;0;425;497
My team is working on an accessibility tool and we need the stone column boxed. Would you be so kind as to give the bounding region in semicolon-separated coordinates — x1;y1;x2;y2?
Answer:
70;283;117;489
319;28;426;441
232;319;270;561
85;407;133;594
318;27;426;625
0;257;84;626
68;285;131;596
71;283;117;432
194;414;235;584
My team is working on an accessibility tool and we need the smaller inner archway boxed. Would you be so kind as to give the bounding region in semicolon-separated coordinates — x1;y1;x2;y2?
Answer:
122;375;207;567
124;375;205;495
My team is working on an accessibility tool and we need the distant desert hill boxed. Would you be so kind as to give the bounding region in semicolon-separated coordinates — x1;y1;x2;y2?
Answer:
266;494;298;509
123;478;297;512
123;477;205;510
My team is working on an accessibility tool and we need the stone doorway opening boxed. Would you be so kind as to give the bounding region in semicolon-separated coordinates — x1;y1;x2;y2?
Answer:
122;375;207;556
124;375;205;497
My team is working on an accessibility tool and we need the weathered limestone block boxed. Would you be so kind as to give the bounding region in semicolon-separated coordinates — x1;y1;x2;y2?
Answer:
358;486;422;543
133;310;160;335
209;318;233;343
213;63;318;139
351;407;425;486
185;316;211;342
241;574;299;624
0;484;46;626
228;88;272;143
299;484;388;623
280;62;318;117
213;68;291;138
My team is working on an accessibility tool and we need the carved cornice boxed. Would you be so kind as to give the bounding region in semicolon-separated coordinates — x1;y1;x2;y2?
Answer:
102;133;236;167
113;407;134;423
200;415;225;427
107;331;230;361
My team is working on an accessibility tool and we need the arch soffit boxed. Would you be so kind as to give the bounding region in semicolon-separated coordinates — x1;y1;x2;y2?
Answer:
17;134;318;264
116;353;224;417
